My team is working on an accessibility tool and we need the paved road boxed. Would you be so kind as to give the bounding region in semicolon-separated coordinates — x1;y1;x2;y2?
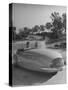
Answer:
12;65;57;86
44;66;66;85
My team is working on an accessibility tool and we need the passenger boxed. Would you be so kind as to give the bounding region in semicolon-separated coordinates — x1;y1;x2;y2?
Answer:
35;41;38;48
26;41;29;48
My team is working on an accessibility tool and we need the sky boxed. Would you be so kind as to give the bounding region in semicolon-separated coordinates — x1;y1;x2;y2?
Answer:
12;3;66;32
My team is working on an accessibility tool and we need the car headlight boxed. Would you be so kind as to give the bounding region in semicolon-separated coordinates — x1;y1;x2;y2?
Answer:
16;49;24;56
50;58;64;68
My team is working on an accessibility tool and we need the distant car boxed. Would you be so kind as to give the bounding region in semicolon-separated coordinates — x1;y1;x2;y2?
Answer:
54;44;59;48
54;42;66;48
13;48;65;73
60;42;66;48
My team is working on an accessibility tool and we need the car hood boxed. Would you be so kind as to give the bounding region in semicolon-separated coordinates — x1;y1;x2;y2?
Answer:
27;48;62;60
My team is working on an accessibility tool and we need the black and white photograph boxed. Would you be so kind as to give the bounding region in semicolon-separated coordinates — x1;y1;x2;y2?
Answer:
9;3;66;86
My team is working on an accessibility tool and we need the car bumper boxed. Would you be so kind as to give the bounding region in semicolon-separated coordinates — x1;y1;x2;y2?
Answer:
40;66;65;73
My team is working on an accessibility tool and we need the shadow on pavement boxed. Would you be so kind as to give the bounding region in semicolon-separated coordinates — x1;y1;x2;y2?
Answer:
12;65;57;86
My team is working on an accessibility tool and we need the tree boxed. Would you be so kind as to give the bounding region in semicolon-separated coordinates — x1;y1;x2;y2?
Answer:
12;26;17;41
18;28;28;40
23;27;32;35
46;12;66;39
62;13;66;32
45;22;52;30
32;25;40;32
51;12;64;39
40;25;45;31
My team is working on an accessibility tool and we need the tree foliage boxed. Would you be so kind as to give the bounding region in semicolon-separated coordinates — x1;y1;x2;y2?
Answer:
45;22;52;29
46;12;66;39
32;25;40;32
12;12;66;41
62;13;66;32
40;25;45;31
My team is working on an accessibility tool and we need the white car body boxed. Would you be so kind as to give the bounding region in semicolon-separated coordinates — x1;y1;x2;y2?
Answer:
13;48;64;73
